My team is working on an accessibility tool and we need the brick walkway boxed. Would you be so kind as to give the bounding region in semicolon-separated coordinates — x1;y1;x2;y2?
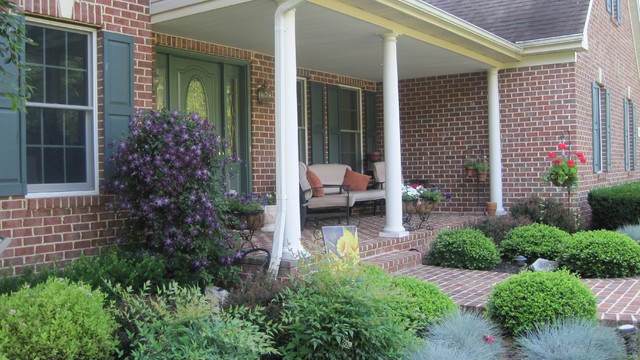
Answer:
250;212;640;325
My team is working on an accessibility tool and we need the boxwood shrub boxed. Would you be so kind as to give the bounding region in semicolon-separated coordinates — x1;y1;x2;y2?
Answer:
558;230;640;278
472;215;533;245
589;182;640;230
485;270;597;336
0;278;118;359
426;228;501;270
499;223;571;262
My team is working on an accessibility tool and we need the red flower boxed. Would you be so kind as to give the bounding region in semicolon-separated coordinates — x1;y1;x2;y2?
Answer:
412;183;420;189
567;159;575;167
483;335;495;343
549;152;557;159
575;152;587;164
552;159;562;165
558;143;567;150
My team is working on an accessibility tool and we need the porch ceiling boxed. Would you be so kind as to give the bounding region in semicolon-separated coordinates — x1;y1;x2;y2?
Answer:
151;0;520;82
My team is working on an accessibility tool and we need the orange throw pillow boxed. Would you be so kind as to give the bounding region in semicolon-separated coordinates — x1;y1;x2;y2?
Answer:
342;169;371;191
307;169;325;197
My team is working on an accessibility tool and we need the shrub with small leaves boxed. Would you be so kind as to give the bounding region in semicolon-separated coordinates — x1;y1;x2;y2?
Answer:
509;197;543;222
472;215;533;245
391;276;457;336
104;109;241;283
426;228;501;270
0;278;118;359
407;311;503;360
558;230;640;278
499;223;571;262
485;270;597;336
517;318;626;360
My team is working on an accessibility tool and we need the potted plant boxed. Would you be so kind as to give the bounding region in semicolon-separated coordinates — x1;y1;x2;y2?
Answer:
261;191;277;232
543;142;586;189
401;184;451;214
475;161;489;182
224;191;268;231
463;158;477;177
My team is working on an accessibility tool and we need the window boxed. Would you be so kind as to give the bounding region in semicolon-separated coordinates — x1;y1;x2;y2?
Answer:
338;87;362;171
624;99;636;170
606;0;622;24
592;83;611;172
297;78;308;163
25;22;95;193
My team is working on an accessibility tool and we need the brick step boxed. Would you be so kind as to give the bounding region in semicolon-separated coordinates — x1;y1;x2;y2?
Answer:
359;233;430;260
363;249;424;273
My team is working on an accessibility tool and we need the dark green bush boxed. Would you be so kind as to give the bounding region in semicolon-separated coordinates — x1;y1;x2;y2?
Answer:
472;215;533;245
391;276;457;336
112;281;277;359
499;223;571;262
589;182;640;230
485;270;597;336
278;257;421;359
407;311;503;360
558;230;640;278
0;278;119;359
0;265;62;296
517;318;626;360
509;197;580;233
509;197;543;222
427;228;501;270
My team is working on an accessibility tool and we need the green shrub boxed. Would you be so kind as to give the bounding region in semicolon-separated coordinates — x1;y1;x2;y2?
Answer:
391;276;457;336
427;228;501;270
558;230;640;278
509;197;543;222
485;270;597;336
278;257;420;359
0;278;118;359
112;281;277;359
472;215;533;245
589;182;640;230
539;197;580;233
517;318;626;360
0;265;62;296
499;223;571;262
407;311;503;360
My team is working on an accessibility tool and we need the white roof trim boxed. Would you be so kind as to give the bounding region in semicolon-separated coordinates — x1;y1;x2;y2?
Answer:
151;0;254;24
517;34;587;55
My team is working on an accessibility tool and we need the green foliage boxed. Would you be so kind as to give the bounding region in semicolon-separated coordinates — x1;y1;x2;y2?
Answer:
558;230;640;278
0;0;34;111
617;223;640;243
509;197;580;233
517;318;626;360
407;311;503;360
589;182;640;230
0;265;62;296
391;276;457;336
499;223;571;262
0;278;118;359
485;270;597;336
111;281;277;359
278;257;421;359
509;197;544;222
426;228;501;270
472;215;533;245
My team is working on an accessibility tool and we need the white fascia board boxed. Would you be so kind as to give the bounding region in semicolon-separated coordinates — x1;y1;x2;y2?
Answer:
151;0;254;24
627;0;640;81
517;34;588;55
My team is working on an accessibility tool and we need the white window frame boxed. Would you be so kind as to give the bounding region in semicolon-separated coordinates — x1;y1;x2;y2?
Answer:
338;85;363;172
25;18;98;198
297;77;308;164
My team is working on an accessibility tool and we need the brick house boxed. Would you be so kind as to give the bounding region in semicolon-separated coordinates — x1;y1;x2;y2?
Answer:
1;0;639;272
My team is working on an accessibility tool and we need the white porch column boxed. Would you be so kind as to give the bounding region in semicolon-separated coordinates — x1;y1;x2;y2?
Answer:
487;68;506;215
270;1;307;274
380;33;409;238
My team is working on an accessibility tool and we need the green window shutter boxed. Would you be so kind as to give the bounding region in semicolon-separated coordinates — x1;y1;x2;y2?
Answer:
592;82;602;172
327;85;340;164
624;99;630;170
0;15;26;196
616;0;622;23
606;0;613;14
633;103;637;170
310;82;325;164
605;89;612;171
365;91;377;154
103;32;135;180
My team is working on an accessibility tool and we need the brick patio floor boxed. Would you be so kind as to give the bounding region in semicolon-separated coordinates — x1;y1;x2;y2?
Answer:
250;212;640;325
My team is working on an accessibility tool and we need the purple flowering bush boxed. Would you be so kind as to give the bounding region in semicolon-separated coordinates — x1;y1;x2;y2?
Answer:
105;109;241;284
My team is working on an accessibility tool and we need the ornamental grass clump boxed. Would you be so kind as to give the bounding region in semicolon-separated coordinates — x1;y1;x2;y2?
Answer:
558;230;640;278
485;270;597;336
104;109;240;282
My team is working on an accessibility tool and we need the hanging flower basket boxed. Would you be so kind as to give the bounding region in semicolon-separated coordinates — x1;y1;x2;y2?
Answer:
403;200;435;214
230;210;265;231
477;171;488;183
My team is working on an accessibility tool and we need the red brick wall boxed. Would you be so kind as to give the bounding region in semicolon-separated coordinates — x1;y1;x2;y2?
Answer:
0;0;152;275
574;0;640;223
